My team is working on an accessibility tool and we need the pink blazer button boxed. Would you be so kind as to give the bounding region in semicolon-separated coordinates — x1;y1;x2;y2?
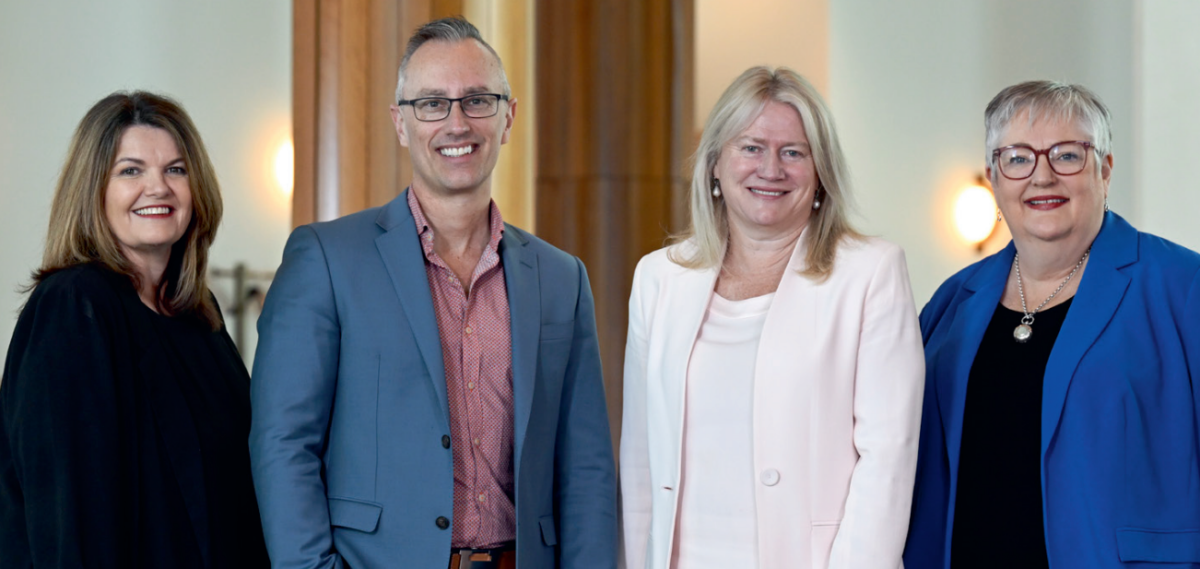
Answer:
760;468;780;486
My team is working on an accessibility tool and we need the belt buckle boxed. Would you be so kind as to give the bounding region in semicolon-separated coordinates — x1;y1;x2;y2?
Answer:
456;548;500;569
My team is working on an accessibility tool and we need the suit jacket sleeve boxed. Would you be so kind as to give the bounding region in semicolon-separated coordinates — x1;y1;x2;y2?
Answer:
1185;267;1200;438
901;290;954;568
618;257;651;569
829;246;925;569
0;273;134;568
554;257;618;569
250;226;344;569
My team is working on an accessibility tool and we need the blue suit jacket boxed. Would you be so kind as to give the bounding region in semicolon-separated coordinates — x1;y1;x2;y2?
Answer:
904;212;1200;568
249;190;617;569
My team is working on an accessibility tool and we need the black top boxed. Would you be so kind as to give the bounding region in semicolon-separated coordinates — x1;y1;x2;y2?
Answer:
0;264;269;568
951;297;1074;568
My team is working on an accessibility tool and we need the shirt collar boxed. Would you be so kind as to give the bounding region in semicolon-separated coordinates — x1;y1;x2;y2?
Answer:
406;188;506;260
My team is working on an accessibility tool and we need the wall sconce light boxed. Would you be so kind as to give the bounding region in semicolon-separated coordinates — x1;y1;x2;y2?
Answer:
274;139;294;196
954;174;998;252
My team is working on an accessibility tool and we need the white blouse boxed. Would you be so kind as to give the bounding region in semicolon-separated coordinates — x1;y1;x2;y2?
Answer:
671;291;774;569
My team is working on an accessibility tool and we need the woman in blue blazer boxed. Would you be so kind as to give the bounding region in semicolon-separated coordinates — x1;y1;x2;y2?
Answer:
905;81;1200;568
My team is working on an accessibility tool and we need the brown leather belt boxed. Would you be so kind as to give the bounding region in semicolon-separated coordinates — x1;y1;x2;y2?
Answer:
449;547;516;569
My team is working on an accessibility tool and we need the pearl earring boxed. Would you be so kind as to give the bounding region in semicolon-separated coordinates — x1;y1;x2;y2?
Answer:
812;199;821;210
712;179;721;198
996;208;1002;222
1104;197;1110;212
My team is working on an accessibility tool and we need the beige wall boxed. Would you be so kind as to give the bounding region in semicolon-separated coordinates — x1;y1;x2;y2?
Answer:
0;1;292;361
1136;0;1200;252
696;0;829;128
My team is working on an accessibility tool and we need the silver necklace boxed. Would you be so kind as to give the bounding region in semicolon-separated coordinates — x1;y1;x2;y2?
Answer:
1012;248;1089;343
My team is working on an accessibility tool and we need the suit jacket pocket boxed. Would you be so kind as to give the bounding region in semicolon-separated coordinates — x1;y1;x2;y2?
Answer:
811;522;840;568
539;514;558;546
329;497;383;533
1117;528;1200;562
540;321;574;342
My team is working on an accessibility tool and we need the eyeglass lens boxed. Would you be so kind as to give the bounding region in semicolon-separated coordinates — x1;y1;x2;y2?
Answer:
412;95;502;121
997;142;1089;179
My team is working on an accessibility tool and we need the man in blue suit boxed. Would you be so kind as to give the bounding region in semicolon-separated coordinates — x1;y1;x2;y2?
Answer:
250;17;616;569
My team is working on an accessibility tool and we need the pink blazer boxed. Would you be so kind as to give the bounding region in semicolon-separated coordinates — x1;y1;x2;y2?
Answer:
619;234;924;569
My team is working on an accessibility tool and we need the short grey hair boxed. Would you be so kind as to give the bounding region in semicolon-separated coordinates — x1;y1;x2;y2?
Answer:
394;16;511;103
671;66;861;280
984;80;1112;168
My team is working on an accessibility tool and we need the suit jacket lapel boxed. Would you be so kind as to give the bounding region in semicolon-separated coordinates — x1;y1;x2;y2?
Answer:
374;189;449;427
500;226;538;471
1041;212;1135;455
936;243;1013;474
756;231;811;385
657;251;718;439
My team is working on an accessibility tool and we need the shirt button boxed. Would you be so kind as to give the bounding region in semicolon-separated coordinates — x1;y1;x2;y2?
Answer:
473;438;480;446
465;326;473;335
478;493;486;502
436;516;450;529
760;468;781;486
468;382;475;390
441;435;451;449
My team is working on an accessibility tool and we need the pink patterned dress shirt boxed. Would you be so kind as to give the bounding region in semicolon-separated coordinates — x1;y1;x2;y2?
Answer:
407;191;515;549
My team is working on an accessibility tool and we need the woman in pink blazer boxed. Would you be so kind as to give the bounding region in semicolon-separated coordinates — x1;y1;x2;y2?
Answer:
619;67;924;569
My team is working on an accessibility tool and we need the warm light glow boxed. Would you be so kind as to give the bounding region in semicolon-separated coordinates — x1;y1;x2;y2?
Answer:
274;140;294;195
954;184;997;244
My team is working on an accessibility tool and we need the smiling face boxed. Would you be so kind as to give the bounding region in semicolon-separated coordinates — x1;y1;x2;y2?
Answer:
390;39;515;199
988;110;1111;249
714;100;819;240
104;125;193;271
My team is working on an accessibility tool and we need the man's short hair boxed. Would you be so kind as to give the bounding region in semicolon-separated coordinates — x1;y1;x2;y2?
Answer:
394;16;511;104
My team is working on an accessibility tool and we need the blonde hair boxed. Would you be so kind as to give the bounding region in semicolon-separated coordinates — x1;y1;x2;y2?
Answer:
32;91;224;329
671;66;860;279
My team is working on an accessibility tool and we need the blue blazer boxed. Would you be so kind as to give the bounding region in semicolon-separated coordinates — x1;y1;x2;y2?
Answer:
905;212;1200;568
249;190;617;569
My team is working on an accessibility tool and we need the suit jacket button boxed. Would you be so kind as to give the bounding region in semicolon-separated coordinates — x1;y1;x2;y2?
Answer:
760;468;781;486
441;435;451;449
436;516;450;530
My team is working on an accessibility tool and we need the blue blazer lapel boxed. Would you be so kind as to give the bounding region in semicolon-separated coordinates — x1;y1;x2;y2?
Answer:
374;189;449;427
936;243;1013;474
499;226;538;471
1041;212;1136;455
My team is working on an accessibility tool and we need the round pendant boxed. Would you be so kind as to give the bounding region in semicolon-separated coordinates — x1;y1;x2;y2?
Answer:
1013;324;1033;343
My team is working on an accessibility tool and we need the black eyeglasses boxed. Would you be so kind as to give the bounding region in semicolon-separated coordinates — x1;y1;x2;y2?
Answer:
396;93;509;122
991;140;1095;180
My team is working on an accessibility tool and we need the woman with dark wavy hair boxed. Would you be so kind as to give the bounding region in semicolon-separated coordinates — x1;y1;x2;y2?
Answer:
0;91;269;568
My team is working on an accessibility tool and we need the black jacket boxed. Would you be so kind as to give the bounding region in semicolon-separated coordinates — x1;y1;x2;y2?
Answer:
0;264;269;568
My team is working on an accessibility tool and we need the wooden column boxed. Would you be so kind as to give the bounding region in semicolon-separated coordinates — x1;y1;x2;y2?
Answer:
463;0;537;231
293;0;464;226
535;0;694;446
